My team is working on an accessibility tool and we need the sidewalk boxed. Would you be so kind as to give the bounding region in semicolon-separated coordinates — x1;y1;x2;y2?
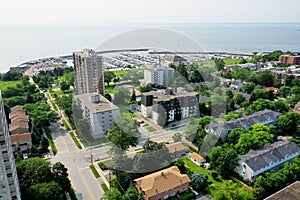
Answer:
92;161;110;190
45;92;86;150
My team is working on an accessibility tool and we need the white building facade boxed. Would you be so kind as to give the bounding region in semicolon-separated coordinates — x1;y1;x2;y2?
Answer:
75;92;120;139
144;65;174;87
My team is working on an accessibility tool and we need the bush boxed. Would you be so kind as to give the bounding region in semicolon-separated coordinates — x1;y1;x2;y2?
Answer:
68;187;78;200
98;162;110;170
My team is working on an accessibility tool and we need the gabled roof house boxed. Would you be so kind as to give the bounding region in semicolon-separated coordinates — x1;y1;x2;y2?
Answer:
235;141;300;181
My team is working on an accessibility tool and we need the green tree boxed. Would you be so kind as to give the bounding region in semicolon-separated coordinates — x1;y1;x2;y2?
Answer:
60;81;70;91
27;182;63;200
277;112;300;135
101;188;122;200
212;180;255;200
256;71;275;87
123;186;142;200
24;101;59;129
190;172;207;191
279;86;290;98
130;88;136;103
291;86;300;95
139;83;152;92
16;158;52;195
63;71;75;86
113;88;130;105
208;144;238;177
214;58;225;71
227;128;245;145
241;82;255;94
52;162;71;192
233;93;245;105
107;115;140;152
104;71;117;86
250;89;266;102
235;124;275;154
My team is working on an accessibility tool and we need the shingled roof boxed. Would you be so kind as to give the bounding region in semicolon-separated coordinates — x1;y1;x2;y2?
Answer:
239;141;300;172
134;166;190;198
205;109;281;138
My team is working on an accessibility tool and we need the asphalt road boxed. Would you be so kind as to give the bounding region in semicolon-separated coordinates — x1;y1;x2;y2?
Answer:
50;123;104;200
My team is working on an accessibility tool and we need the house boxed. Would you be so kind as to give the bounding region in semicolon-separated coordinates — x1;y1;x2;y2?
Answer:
262;87;279;96
9;105;32;153
166;142;187;158
230;80;243;90
235;141;300;181
188;152;206;166
294;101;300;115
220;78;231;87
205;109;281;141
134;166;190;200
264;181;300;200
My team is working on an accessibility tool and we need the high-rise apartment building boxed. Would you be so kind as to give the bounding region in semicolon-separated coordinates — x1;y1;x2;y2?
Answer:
73;49;105;95
144;64;174;87
0;91;21;200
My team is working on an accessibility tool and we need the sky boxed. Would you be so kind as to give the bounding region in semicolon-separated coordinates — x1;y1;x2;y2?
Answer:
1;0;300;25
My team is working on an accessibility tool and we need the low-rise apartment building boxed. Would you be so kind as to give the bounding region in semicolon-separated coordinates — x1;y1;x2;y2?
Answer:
235;141;300;181
141;88;199;126
75;92;120;139
205;109;281;141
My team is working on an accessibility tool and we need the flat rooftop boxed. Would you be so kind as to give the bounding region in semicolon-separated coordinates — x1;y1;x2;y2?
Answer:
75;92;119;113
143;87;197;101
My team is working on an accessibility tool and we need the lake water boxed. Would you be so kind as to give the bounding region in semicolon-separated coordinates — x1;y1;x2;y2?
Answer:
1;23;300;72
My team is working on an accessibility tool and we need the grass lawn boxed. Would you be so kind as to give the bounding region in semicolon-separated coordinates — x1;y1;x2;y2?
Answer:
90;164;100;178
46;132;58;155
98;159;115;170
0;80;22;90
113;69;130;77
105;85;115;94
101;183;109;194
62;119;71;131
145;126;156;132
70;131;82;149
224;58;251;66
181;157;253;198
181;157;217;180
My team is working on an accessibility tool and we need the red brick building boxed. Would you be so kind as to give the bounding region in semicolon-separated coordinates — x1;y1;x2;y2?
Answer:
9;105;32;153
279;55;300;65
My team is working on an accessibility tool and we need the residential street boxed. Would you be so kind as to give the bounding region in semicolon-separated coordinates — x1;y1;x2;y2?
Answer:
50;123;105;200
